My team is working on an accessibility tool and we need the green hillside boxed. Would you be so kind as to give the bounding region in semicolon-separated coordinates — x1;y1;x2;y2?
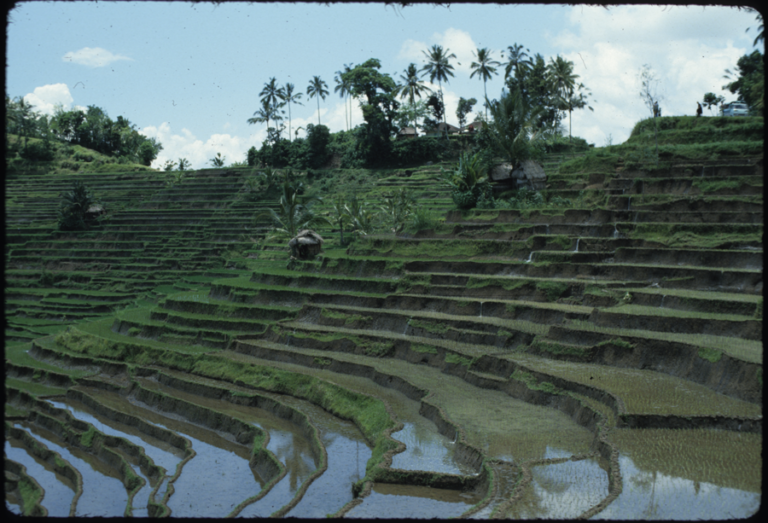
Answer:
5;115;763;519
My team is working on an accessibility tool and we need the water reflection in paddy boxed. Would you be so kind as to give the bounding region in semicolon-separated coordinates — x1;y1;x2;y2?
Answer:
5;438;76;517
390;422;475;475
594;455;761;520
132;374;320;517
346;483;481;519
596;428;762;520
260;392;372;519
46;397;182;508
502;447;609;519
68;385;264;517
14;423;128;517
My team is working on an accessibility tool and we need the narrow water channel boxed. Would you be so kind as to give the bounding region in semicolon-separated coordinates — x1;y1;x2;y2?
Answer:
261;391;372;519
46;397;182;509
13;423;129;517
4;438;76;517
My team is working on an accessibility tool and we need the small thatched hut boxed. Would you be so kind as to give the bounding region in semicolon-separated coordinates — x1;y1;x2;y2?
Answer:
288;230;324;259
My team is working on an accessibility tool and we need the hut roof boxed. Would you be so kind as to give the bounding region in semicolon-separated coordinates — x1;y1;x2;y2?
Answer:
288;229;324;247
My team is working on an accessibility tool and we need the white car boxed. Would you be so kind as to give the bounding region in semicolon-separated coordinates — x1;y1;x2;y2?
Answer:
721;101;749;116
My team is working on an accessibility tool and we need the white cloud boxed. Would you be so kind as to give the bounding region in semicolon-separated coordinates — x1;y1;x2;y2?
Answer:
140;122;259;170
431;28;478;76
398;28;479;77
62;47;133;67
23;83;74;116
548;4;753;145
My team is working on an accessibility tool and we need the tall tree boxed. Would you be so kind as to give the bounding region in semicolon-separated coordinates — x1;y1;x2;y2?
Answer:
342;58;400;165
279;82;303;142
723;50;764;115
395;63;431;129
421;45;456;136
259;77;285;134
456;97;477;129
247;99;284;165
546;55;581;141
469;48;500;121
307;76;329;126
502;43;532;84
334;67;351;131
484;87;543;167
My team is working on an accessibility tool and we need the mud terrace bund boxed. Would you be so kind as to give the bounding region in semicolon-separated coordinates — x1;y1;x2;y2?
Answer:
5;121;763;518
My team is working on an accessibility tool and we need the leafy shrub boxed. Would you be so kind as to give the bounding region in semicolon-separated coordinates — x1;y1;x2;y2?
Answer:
57;181;101;231
440;151;492;210
409;206;440;231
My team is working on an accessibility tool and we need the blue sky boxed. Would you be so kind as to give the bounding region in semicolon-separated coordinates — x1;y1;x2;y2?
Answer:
7;2;761;169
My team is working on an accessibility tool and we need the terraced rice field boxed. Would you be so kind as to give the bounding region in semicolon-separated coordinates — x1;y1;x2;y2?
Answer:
5;123;762;518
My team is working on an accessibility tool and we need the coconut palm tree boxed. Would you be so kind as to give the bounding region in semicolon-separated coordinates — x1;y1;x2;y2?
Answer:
469;48;500;121
279;83;303;142
421;45;456;136
247;99;284;133
334;67;351;131
260;77;283;110
502;43;532;83
307;76;329;126
546;55;580;142
395;63;432;130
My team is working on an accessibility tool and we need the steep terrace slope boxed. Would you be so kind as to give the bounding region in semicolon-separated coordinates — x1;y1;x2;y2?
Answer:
5;118;762;519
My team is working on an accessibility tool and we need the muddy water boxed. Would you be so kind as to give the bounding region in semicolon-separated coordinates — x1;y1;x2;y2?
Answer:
46;397;183;504
596;428;761;519
390;422;475;475
265;392;372;518
503;448;610;519
13;423;129;517
346;483;482;518
71;385;264;518
220;350;499;472
237;426;316;517
5;438;76;517
468;461;519;519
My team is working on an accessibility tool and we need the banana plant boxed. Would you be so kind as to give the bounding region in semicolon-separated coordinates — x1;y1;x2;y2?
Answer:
255;181;330;244
327;195;350;246
345;194;377;236
380;188;415;234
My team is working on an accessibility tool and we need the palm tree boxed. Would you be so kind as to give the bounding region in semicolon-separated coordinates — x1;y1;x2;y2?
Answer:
307;76;329;126
334;67;351;131
395;63;432;130
484;88;544;166
247;99;284;132
421;45;456;136
279;83;303;142
469;48;500;121
256;181;330;241
546;55;579;142
260;77;283;110
502;43;532;83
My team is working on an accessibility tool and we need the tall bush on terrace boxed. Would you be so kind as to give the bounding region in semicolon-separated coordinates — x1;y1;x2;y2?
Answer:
483;87;544;167
439;151;492;210
57;181;101;231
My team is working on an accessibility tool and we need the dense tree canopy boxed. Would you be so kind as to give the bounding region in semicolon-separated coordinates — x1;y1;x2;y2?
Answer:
341;58;400;165
6;97;163;166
